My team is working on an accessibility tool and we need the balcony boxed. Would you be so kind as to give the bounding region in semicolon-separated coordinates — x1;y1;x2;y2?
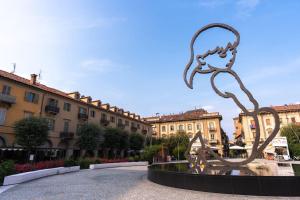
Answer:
142;129;148;135
45;105;60;115
152;131;157;136
209;127;216;131
209;139;218;144
100;119;110;126
131;126;138;132
117;123;125;129
0;93;16;105
250;124;256;129
60;132;74;140
78;113;88;121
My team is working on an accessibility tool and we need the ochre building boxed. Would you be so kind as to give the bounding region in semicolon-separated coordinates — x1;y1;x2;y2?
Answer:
0;70;151;157
144;109;224;154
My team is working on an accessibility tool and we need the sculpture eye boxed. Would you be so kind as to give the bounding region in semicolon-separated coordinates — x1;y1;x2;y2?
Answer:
219;52;227;58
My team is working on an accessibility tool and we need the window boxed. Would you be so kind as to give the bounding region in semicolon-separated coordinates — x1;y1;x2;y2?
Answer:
77;124;83;134
2;85;11;95
90;110;95;117
101;113;107;120
188;133;193;138
179;125;184;131
110;116;115;123
196;124;200;130
266;119;271;126
118;118;122;124
188;124;192;130
63;120;70;132
79;107;87;114
279;118;282;124
210;133;215;140
24;111;33;118
24;91;39;103
46;118;55;131
162;126;166;132
47;98;58;106
0;108;7;125
125;120;129;126
63;102;71;111
291;117;296;123
209;122;215;129
170;125;174;131
137;124;140;129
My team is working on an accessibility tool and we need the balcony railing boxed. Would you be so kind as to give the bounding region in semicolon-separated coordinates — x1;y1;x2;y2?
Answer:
250;124;256;129
117;123;125;129
209;139;218;144
131;126;138;132
0;93;16;105
142;129;148;135
60;132;74;140
209;127;216;131
78;113;88;120
45;105;60;115
100;119;110;126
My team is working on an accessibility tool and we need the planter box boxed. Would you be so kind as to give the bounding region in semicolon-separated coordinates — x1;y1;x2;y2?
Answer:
90;161;148;170
58;166;80;174
3;167;63;186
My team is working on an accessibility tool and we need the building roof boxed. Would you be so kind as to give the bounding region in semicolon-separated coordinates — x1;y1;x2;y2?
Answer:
272;104;300;112
0;69;149;125
145;109;222;123
238;103;300;117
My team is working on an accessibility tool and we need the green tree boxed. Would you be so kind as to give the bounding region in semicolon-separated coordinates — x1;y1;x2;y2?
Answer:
172;145;186;160
77;123;104;152
103;128;123;158
221;128;230;157
14;117;49;152
280;124;300;157
165;131;189;158
129;133;145;151
141;144;162;164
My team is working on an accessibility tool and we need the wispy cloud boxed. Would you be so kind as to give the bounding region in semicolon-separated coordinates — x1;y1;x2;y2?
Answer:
198;0;228;8
236;0;261;17
80;58;126;73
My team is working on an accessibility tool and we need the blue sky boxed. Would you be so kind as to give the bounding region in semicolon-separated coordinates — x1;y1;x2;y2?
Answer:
1;0;300;138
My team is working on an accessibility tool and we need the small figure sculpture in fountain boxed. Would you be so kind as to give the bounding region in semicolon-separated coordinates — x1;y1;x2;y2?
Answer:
183;23;280;167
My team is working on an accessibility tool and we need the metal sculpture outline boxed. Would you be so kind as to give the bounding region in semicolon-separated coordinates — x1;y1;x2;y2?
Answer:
183;23;280;167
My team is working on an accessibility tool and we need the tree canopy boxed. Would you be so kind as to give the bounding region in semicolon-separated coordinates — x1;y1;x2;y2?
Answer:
129;133;145;151
14;117;49;150
280;124;300;156
77;123;104;151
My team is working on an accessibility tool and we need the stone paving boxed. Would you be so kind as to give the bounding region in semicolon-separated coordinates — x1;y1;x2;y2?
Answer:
0;166;299;200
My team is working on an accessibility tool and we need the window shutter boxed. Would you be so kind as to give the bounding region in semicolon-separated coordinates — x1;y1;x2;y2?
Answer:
34;94;39;103
24;91;29;101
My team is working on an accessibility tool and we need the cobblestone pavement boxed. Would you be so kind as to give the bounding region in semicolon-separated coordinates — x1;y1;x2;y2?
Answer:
0;166;299;200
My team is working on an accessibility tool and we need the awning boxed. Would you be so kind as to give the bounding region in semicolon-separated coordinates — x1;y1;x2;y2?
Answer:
229;145;245;150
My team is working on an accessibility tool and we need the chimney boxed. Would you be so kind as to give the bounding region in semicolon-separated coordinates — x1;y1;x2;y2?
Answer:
30;74;37;85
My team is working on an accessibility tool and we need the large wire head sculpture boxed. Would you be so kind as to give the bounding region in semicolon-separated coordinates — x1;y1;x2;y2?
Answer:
183;23;280;167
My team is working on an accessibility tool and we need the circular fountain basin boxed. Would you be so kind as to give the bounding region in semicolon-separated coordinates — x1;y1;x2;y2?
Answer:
148;162;300;196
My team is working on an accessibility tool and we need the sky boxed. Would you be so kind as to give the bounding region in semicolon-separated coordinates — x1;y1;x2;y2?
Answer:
0;0;300;139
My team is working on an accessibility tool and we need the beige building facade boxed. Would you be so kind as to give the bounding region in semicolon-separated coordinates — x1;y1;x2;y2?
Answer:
145;109;224;155
238;104;300;158
0;70;151;157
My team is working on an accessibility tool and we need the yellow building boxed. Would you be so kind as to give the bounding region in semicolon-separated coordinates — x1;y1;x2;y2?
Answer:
144;109;224;154
0;70;151;157
237;104;300;158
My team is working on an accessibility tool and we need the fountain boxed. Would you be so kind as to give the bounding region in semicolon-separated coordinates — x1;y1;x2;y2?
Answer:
148;23;300;196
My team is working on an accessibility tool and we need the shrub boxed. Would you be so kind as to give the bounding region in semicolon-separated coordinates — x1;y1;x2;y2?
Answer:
15;160;64;173
172;145;186;160
94;159;101;164
128;156;135;162
134;155;140;161
79;159;93;169
0;160;15;185
64;159;78;167
142;145;161;164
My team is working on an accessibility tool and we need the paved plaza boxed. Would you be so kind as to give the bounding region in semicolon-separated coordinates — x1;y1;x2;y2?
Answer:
1;166;300;200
